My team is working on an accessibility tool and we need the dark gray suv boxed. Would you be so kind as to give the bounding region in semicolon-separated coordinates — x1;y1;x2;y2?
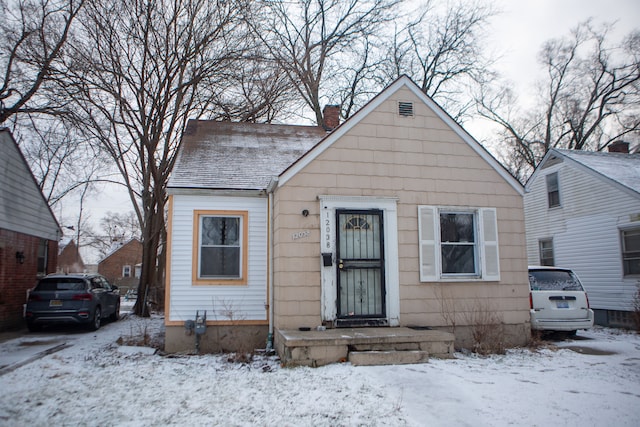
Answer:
25;274;120;332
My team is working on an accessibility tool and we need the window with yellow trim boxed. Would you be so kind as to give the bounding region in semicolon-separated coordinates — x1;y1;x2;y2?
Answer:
194;211;247;283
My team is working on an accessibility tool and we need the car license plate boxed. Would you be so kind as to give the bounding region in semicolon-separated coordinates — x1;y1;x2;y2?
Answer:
556;301;569;309
49;300;63;307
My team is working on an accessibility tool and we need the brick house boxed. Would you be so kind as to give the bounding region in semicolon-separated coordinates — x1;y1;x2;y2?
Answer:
57;237;86;273
98;238;142;291
0;129;62;330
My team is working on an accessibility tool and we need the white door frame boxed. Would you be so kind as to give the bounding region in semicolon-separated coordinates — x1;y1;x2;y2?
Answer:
318;195;400;326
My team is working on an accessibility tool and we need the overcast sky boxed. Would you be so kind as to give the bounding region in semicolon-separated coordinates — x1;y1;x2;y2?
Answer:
464;0;640;144
61;0;640;262
484;0;639;101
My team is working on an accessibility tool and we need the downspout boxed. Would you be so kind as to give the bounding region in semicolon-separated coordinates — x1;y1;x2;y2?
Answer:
266;177;278;352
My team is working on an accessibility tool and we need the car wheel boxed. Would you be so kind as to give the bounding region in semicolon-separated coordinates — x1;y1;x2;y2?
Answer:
89;307;101;331
110;300;120;322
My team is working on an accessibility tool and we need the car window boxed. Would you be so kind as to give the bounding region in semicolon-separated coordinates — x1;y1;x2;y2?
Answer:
528;270;584;291
90;277;104;290
36;278;86;291
99;277;112;290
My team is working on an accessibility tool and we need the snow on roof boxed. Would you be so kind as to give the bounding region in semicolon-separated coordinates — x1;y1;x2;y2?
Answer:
555;148;640;195
58;236;72;249
168;121;327;191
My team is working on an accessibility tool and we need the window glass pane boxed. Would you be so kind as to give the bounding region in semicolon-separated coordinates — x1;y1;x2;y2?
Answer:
201;217;239;246
440;212;476;275
440;213;474;243
623;230;640;252
37;278;85;291
624;259;640;275
199;215;242;279
622;229;640;275
528;270;584;291
200;247;240;277
539;239;554;266
441;245;476;274
546;173;558;191
546;173;560;207
37;239;48;274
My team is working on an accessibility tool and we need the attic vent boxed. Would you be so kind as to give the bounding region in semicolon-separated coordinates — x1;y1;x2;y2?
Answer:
398;102;414;117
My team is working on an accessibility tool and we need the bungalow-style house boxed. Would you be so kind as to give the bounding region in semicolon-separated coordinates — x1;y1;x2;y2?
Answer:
98;238;143;291
0;128;62;330
165;76;530;364
524;143;640;328
57;237;86;273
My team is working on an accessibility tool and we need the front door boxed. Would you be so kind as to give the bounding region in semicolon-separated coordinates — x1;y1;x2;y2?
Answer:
336;209;386;326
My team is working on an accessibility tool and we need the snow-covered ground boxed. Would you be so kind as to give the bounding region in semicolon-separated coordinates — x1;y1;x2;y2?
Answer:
0;310;639;426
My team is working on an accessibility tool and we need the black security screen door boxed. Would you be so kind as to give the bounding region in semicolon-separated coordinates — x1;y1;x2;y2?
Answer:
336;209;386;326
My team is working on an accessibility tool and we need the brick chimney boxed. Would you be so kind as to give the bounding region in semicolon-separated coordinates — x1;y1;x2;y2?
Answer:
608;141;630;153
322;105;340;131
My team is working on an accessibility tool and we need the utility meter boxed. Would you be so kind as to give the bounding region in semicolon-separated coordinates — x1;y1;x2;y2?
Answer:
195;310;207;335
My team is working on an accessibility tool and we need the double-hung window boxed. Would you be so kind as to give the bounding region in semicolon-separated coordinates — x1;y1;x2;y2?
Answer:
440;212;477;275
546;172;560;208
418;206;500;281
193;210;248;285
621;228;640;276
539;239;555;266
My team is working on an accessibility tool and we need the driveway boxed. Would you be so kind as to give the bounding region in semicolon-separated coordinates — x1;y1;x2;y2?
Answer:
0;325;94;375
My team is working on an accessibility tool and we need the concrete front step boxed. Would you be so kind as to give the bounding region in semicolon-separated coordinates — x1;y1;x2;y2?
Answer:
276;327;454;367
349;350;429;366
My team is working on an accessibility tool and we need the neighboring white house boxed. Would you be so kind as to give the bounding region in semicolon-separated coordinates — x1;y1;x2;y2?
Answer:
524;143;640;327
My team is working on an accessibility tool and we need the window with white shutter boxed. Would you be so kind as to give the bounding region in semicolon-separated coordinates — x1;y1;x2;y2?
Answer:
418;206;500;281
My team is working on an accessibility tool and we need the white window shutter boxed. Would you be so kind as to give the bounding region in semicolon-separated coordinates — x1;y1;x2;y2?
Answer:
418;206;438;281
480;208;500;281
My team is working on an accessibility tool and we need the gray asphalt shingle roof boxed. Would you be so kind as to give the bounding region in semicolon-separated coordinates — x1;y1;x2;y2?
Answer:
556;148;640;195
168;120;327;190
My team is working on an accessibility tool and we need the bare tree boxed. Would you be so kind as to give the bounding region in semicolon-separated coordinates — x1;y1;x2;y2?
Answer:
478;21;640;181
13;115;112;205
383;0;496;121
204;55;299;123
58;0;250;316
83;211;142;259
253;0;400;126
0;0;85;124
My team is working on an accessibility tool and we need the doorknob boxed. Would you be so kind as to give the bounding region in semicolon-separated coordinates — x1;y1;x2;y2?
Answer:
338;259;344;269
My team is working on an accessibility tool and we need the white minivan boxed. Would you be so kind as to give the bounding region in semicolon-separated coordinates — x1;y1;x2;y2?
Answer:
528;266;594;335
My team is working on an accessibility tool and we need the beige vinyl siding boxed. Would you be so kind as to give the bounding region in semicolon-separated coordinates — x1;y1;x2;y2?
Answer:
274;86;529;331
168;194;268;322
525;160;640;312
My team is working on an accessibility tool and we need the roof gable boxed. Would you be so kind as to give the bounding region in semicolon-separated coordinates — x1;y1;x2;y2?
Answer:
0;128;62;240
278;75;523;195
98;237;142;264
527;148;640;198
